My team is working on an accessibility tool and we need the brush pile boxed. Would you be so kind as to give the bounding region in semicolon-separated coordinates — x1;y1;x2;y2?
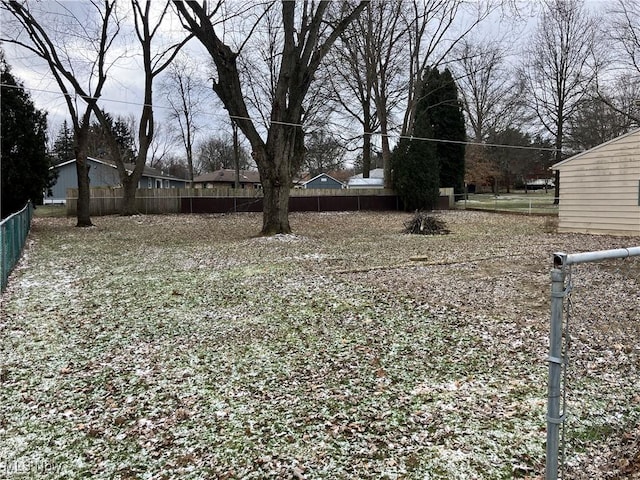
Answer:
403;210;450;235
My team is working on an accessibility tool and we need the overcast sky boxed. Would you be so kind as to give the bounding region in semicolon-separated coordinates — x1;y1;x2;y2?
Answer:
1;0;611;159
1;2;229;148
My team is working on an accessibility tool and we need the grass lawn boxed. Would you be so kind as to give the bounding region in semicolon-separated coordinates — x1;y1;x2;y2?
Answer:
33;204;68;218
1;211;639;479
457;192;558;215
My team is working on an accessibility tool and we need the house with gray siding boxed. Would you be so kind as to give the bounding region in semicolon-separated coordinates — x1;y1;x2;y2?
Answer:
301;173;345;189
46;157;187;203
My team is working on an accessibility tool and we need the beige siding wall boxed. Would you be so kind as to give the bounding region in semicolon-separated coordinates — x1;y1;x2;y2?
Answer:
556;130;640;236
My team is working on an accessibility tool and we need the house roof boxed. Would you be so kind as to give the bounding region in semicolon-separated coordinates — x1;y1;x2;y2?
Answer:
193;169;261;184
347;177;384;187
552;127;640;170
53;157;116;170
122;163;186;181
52;157;186;181
350;168;384;179
301;172;345;186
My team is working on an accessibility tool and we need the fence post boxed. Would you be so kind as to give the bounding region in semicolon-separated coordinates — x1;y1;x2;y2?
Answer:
547;260;567;480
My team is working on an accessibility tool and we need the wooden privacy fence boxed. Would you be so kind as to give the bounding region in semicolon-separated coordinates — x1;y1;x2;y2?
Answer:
66;187;453;216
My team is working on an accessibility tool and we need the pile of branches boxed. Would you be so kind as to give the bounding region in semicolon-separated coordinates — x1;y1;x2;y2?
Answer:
403;211;450;235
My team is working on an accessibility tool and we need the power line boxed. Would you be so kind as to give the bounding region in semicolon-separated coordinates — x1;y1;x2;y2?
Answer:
395;134;558;152
1;81;560;152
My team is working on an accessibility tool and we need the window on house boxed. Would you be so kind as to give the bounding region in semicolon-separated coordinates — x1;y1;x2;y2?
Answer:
321;177;327;182
147;179;152;188
156;179;162;188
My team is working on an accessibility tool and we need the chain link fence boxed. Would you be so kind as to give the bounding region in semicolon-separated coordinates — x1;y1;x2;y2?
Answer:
455;193;559;215
0;202;34;292
547;248;640;479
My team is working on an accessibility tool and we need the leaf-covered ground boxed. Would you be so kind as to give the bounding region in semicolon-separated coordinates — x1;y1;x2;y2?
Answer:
1;211;639;479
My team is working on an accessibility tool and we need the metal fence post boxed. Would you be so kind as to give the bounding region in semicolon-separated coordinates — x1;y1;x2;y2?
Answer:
547;261;566;480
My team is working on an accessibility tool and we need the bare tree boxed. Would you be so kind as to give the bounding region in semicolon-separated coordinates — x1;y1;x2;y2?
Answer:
400;1;494;137
235;3;347;178
452;36;528;190
343;1;493;188
93;0;192;215
160;53;210;183
368;1;410;188
597;0;640;125
196;134;251;174
174;1;367;235
1;0;121;226
154;154;190;179
328;36;377;178
329;2;403;181
521;0;598;203
453;38;526;143
147;122;177;168
608;0;640;76
567;84;637;151
302;130;347;177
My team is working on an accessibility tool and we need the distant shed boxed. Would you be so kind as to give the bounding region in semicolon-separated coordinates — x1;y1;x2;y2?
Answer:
552;128;640;236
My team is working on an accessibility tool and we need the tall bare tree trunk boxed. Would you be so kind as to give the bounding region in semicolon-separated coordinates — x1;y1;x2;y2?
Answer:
121;176;139;216
74;144;93;227
94;0;190;216
521;0;597;206
553;131;562;205
74;114;93;227
380;117;392;189
233;121;240;189
1;0;120;228
261;177;292;234
362;128;372;178
253;124;305;235
174;1;367;235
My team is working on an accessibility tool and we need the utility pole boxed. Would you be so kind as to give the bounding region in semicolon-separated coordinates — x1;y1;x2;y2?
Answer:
233;120;240;190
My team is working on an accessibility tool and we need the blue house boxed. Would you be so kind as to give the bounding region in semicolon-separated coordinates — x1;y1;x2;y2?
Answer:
301;173;345;189
46;157;187;203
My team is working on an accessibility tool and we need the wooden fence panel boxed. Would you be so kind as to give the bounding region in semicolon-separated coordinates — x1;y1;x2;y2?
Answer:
66;187;449;216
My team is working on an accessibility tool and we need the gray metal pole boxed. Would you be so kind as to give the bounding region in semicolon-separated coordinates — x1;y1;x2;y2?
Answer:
554;247;640;267
547;246;640;479
547;266;566;480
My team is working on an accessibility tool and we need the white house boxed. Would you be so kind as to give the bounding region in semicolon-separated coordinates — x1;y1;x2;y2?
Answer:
552;128;640;236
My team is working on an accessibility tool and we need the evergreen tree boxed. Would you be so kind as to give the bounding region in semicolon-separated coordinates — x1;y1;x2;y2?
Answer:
1;53;55;218
51;120;75;164
423;67;466;195
392;88;439;210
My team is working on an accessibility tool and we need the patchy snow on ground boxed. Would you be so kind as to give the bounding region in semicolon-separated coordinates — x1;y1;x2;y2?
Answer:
1;211;639;479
